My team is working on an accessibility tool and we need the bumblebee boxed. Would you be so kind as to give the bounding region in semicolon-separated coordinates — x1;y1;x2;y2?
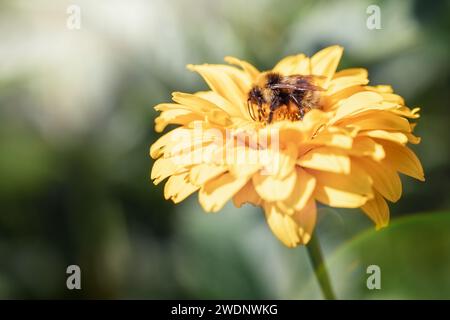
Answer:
247;72;324;123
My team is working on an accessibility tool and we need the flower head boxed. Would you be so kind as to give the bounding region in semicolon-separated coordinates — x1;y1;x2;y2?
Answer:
150;45;424;248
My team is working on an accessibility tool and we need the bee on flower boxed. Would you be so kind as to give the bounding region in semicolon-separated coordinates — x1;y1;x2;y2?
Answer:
150;45;424;248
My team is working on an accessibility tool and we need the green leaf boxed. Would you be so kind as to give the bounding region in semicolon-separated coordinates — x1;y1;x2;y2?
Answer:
326;211;450;299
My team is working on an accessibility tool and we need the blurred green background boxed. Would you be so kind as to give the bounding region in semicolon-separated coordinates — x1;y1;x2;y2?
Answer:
0;0;449;299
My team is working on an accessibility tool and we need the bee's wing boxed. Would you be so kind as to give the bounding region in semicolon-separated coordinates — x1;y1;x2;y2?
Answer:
269;75;325;91
269;82;325;91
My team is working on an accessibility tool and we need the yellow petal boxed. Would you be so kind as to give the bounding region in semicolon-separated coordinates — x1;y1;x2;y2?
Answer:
327;68;369;95
199;172;249;212
303;126;354;150
164;172;199;203
314;187;369;208
376;140;425;181
232;181;262;207
228;155;262;179
260;110;330;146
333;68;368;79
298;147;351;174
150;126;219;160
361;191;389;230
264;199;317;247
342;111;412;133
260;121;307;147
273;54;310;75
310;162;373;208
310;45;344;86
325;86;366;111
171;92;217;111
301;109;331;136
368;84;394;93
391;106;420;119
253;169;297;202
151;157;186;185
224;56;260;81
171;92;232;124
292;199;317;245
355;157;402;202
264;202;300;247
155;109;202;132
187;64;249;118
189;163;228;186
269;142;298;178
406;132;421;144
332;91;384;122
379;93;405;105
281;167;316;213
349;137;385;161
150;127;193;159
359;130;408;145
195;90;244;118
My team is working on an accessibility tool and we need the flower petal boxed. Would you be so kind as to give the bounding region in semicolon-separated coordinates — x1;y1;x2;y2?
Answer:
332;91;384;122
359;130;408;145
155;109;202;132
194;90;244;119
298;147;351;174
151;157;187;185
376;140;425;181
199;172;250;212
187;64;249;118
224;56;260;81
355;157;402;202
303;126;354;150
268;142;298;178
310;162;373;208
189;163;228;186
164;172;200;203
327;68;369;95
342;111;412;133
273;54;310;75
310;45;344;86
281;166;316;213
349;137;385;161
150;127;195;159
264;198;317;247
232;181;262;207
361;191;389;230
253;169;297;202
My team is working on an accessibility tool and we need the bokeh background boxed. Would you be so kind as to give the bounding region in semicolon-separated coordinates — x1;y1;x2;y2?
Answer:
0;0;449;299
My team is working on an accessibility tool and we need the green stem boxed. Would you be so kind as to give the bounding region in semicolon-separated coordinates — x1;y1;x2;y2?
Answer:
306;234;336;300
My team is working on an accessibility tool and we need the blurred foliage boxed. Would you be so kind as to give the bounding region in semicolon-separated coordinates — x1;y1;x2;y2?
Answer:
0;0;448;298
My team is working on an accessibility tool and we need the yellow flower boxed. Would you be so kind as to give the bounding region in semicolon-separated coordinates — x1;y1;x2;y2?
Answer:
150;45;424;248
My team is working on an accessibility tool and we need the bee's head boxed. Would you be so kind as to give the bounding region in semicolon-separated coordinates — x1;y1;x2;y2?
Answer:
248;86;265;105
247;86;266;121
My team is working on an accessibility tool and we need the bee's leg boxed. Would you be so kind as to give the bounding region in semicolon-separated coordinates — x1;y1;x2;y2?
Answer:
291;92;305;120
257;99;264;122
268;110;274;123
268;98;281;123
247;99;255;121
299;107;305;120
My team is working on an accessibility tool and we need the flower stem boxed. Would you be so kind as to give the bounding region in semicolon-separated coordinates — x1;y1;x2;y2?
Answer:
305;235;336;300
